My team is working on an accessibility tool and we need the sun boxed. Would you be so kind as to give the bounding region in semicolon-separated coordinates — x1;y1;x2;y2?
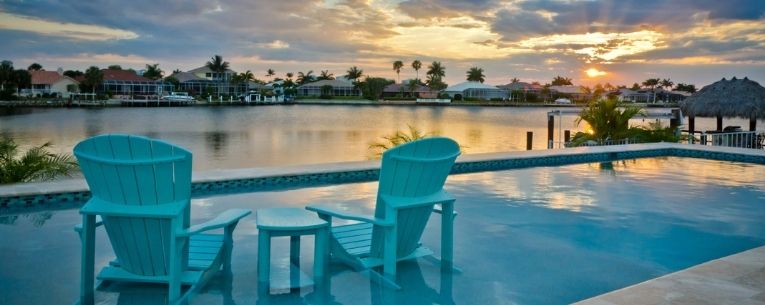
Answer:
585;68;607;78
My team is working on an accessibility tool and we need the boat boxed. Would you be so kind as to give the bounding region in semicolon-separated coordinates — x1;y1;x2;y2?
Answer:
161;92;196;104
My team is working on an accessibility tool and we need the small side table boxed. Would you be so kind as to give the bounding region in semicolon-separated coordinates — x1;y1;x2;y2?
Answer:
256;208;329;291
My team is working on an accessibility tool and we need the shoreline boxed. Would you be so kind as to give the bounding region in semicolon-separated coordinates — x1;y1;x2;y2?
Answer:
0;99;679;108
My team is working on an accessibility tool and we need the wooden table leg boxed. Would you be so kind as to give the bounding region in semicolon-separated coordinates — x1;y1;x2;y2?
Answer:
290;235;300;290
314;227;329;279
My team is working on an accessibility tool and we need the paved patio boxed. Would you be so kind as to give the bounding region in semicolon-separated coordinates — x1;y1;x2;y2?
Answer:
574;246;765;305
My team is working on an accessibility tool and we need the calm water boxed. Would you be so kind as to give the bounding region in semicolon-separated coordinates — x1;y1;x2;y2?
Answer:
1;105;761;170
2;157;765;305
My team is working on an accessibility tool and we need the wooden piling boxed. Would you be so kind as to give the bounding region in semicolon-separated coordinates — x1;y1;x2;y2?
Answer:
547;114;554;149
526;132;533;150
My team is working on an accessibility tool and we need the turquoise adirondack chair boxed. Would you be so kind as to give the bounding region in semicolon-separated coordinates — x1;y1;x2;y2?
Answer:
307;137;460;289
73;134;251;305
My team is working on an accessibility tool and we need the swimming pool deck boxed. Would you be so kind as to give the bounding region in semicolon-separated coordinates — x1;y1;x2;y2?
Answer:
574;245;765;305
1;142;765;304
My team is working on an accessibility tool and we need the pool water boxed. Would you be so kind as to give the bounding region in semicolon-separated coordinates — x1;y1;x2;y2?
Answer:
2;157;765;305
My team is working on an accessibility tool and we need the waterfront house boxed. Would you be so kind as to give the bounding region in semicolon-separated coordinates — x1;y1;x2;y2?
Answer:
170;69;249;97
382;82;435;98
23;69;79;98
549;85;590;102
99;69;172;98
297;79;360;97
616;88;688;103
617;88;652;103
498;82;544;102
443;81;508;100
187;66;236;82
497;82;543;94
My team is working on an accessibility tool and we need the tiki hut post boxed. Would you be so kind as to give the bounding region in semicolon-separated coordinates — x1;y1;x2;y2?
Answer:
751;114;757;131
716;116;723;131
688;115;695;134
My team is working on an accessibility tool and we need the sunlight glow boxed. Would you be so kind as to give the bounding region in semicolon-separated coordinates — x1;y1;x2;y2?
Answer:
585;68;607;77
518;30;664;62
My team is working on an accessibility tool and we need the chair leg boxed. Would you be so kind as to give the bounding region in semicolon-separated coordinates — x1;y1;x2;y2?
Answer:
382;224;398;289
440;200;455;271
168;226;184;302
222;223;238;273
79;215;96;305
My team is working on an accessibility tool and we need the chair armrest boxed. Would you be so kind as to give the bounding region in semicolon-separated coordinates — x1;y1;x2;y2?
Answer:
306;205;394;227
74;216;103;233
80;198;186;218
432;205;458;217
380;190;456;209
179;209;252;237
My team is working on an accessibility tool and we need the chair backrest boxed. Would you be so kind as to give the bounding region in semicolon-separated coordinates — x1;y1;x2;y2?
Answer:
370;137;460;258
74;134;192;276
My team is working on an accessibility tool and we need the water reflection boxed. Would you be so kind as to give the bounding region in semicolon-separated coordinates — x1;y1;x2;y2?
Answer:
0;211;54;227
206;131;230;156
10;106;742;171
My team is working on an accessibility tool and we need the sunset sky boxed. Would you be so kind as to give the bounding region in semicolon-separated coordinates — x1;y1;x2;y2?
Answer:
1;0;764;87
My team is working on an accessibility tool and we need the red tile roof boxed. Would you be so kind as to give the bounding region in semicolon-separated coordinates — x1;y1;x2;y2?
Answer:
102;69;152;82
31;71;72;85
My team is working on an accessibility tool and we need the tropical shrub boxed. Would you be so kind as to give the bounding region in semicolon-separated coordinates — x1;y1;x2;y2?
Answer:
569;98;679;146
368;125;430;158
0;137;79;184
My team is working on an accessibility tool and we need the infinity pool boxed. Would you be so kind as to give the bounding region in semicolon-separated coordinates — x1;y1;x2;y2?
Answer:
2;156;765;305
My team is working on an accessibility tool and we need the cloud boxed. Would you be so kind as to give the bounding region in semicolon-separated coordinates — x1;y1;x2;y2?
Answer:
256;40;290;49
1;0;764;86
0;12;138;41
397;0;501;20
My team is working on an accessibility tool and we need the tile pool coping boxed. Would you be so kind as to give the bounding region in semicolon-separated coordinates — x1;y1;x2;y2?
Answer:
1;142;764;212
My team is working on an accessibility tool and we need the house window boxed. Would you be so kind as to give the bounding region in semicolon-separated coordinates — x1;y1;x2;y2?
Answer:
206;73;212;78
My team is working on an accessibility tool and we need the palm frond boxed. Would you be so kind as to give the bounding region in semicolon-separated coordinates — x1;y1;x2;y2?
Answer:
0;138;79;184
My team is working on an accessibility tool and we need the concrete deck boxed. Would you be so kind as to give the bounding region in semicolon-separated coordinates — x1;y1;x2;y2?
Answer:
574;246;765;305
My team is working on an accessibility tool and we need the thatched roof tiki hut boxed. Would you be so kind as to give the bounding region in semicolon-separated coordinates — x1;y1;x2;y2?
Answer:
680;77;765;133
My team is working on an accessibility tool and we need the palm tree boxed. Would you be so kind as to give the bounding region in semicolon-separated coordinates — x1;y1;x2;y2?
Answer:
143;64;163;80
551;76;573;86
206;55;230;96
0;60;14;90
642;78;660;90
466;67;485;83
0;137;78;184
241;70;254;82
205;55;229;80
426;61;445;80
286;72;294;79
658;78;674;102
642;78;660;103
411;60;422;82
510;77;520;83
425;61;446;90
266;68;275;81
345;66;363;83
318;70;334;80
83;66;103;94
296;70;315;85
27;63;43;71
660;78;673;91
392;60;404;83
